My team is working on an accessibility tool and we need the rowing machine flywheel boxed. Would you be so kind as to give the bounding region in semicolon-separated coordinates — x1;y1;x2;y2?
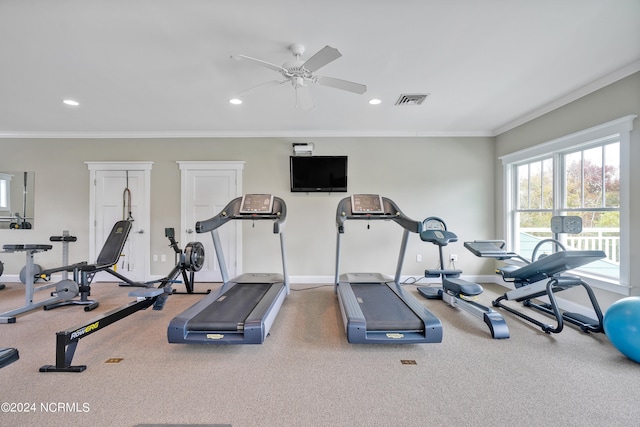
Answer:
184;242;205;272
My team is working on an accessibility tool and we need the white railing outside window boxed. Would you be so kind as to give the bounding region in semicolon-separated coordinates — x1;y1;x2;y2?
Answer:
521;227;620;264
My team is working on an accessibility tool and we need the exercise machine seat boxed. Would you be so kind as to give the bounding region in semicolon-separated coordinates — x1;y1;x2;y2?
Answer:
444;277;483;297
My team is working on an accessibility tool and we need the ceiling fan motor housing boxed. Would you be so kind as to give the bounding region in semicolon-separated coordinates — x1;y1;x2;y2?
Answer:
282;60;313;80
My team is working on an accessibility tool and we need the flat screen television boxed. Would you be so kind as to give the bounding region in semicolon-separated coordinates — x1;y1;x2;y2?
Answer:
290;155;348;192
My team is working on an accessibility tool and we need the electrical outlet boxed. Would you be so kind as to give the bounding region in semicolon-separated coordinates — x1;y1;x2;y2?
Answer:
449;254;458;262
416;254;422;262
161;254;167;262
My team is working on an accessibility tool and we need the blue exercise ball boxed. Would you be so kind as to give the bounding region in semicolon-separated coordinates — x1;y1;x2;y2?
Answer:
604;297;640;363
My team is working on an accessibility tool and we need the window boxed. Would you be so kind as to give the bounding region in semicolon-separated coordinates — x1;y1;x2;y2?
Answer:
561;140;621;279
501;115;635;294
513;157;554;258
0;173;12;212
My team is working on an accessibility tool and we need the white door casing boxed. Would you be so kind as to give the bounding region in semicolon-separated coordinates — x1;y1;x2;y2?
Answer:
87;162;152;282
178;161;243;282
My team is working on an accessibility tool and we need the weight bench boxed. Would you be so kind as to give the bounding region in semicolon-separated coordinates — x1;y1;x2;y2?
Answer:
32;232;82;283
44;220;136;312
464;240;606;334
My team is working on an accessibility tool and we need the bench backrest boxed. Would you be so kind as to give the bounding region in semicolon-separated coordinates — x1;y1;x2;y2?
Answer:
95;220;132;266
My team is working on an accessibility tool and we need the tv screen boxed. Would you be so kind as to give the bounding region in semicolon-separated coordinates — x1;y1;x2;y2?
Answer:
290;156;348;192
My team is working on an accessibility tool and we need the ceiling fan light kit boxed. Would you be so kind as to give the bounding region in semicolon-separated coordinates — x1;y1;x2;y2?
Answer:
233;44;367;110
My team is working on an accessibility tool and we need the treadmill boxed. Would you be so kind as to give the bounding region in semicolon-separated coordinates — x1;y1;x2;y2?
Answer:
168;194;289;344
334;194;443;344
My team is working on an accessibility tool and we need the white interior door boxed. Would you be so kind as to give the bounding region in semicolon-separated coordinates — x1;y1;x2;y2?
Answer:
179;161;243;282
87;162;152;282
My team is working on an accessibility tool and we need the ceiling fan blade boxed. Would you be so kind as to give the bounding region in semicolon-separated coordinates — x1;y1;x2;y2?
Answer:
295;85;314;110
302;45;342;72
316;76;367;94
232;54;285;73
238;79;288;97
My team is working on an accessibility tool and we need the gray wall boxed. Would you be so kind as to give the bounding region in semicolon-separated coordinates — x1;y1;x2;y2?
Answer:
1;72;635;311
0;136;496;281
495;71;640;307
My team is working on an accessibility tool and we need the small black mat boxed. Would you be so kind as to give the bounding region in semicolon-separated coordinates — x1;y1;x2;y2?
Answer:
0;347;19;368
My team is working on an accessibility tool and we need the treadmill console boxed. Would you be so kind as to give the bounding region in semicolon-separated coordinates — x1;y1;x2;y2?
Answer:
239;194;274;214
351;194;384;214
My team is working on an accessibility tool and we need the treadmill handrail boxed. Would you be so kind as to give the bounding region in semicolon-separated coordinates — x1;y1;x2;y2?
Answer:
196;196;287;234
196;195;290;291
335;196;421;233
334;195;421;286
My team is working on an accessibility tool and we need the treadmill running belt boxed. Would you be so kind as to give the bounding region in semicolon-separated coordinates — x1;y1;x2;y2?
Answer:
351;283;424;331
187;283;272;331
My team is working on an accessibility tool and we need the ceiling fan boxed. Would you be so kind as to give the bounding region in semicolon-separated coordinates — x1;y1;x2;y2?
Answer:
232;44;367;110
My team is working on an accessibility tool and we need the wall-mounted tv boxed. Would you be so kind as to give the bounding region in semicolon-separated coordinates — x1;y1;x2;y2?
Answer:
290;155;348;192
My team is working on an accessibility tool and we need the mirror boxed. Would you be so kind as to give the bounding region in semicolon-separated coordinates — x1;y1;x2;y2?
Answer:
0;171;35;230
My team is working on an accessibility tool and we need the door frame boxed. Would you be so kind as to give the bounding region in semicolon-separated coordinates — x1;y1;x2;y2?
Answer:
177;161;244;278
86;161;153;281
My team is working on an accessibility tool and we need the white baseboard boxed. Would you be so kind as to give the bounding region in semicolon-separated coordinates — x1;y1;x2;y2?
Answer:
2;274;21;283
290;275;335;284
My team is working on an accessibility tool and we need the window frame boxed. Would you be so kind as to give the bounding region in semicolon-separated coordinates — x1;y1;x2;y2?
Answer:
0;173;12;212
500;115;635;295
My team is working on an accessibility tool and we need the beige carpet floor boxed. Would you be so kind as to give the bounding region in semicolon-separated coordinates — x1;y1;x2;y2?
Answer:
0;280;638;427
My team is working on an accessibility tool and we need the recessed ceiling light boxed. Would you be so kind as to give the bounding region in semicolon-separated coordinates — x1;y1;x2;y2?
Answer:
62;99;80;106
369;98;382;105
229;98;242;105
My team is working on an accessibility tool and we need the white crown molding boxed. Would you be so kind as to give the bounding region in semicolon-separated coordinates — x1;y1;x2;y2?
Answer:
493;59;640;136
0;129;494;139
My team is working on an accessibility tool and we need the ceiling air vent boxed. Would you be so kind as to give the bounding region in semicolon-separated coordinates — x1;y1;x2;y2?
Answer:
395;93;429;106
